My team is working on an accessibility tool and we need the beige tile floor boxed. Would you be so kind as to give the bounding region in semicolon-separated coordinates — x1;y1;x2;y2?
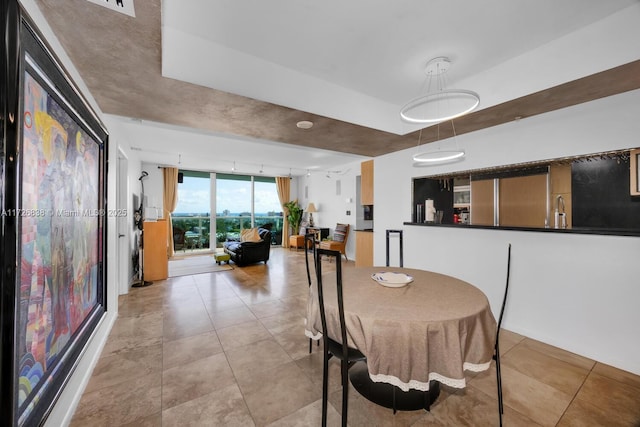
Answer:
71;248;640;426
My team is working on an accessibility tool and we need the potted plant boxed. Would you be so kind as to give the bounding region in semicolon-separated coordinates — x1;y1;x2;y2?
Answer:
283;199;304;235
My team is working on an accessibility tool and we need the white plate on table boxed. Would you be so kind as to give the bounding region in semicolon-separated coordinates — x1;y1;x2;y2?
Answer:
371;272;413;288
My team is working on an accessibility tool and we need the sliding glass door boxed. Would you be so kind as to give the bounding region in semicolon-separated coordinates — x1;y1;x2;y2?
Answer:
171;171;283;250
215;174;283;247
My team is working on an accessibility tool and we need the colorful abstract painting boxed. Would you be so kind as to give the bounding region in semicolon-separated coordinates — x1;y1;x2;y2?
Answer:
17;70;101;411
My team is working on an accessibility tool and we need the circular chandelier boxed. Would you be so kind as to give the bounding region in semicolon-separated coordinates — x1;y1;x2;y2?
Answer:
412;119;465;164
400;57;480;124
412;150;465;163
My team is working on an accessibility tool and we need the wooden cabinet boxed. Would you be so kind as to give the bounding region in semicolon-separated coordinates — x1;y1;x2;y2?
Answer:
470;179;495;226
499;174;548;228
355;231;373;267
465;170;558;228
361;160;374;205
143;219;168;281
472;174;548;228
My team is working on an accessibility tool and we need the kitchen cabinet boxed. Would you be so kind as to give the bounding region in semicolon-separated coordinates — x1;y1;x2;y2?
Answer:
630;148;640;196
499;173;548;228
470;179;494;226
453;184;470;209
355;231;373;267
143;219;168;281
470;172;548;228
361;160;374;205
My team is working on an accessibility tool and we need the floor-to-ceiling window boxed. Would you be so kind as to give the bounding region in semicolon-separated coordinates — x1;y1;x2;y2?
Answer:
215;174;283;247
172;170;212;251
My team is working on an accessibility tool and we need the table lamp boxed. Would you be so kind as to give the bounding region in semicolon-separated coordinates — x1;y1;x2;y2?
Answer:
306;202;317;227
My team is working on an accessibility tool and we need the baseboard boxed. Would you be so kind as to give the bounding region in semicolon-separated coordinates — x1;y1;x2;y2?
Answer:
44;311;117;426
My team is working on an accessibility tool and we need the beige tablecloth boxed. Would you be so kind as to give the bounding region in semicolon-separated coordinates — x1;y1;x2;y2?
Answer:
305;266;497;391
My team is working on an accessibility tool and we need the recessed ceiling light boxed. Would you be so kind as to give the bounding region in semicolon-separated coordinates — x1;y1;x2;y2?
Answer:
296;120;314;129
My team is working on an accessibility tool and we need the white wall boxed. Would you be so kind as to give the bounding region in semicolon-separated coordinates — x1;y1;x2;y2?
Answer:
374;88;640;376
17;1;121;426
141;162;164;219
104;117;143;292
295;162;362;259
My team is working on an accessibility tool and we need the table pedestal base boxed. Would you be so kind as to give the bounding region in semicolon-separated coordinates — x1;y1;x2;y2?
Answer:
349;361;440;412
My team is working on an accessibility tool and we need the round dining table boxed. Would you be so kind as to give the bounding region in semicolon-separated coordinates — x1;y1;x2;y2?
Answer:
305;266;497;411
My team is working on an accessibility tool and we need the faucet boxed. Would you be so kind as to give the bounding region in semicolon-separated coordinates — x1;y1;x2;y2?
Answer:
554;195;566;229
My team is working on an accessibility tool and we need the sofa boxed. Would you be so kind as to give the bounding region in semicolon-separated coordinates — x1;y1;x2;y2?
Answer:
223;227;272;266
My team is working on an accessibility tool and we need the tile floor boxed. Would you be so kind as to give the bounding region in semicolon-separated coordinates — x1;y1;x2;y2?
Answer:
70;248;640;426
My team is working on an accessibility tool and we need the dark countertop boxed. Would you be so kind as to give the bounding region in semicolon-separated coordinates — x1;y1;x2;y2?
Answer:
403;222;640;237
355;229;374;232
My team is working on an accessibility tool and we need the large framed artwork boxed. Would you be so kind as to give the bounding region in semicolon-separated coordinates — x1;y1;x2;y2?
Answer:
1;4;108;426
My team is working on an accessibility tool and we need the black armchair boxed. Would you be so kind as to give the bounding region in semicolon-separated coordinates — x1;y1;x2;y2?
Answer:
223;228;272;266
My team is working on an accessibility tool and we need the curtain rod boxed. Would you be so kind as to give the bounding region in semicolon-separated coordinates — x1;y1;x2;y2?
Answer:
156;165;215;174
156;165;284;179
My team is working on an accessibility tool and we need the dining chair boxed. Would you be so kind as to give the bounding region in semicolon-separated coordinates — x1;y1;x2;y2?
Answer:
315;248;367;427
304;232;319;353
494;243;512;427
385;229;403;267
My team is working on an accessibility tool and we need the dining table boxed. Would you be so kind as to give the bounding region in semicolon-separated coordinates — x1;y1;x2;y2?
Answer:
305;265;497;411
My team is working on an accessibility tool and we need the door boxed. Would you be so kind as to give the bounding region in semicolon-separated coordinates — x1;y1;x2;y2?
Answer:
117;150;130;294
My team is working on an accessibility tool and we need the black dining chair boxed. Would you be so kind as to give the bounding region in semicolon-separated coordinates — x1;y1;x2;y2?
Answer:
304;232;319;353
385;229;404;414
494;243;512;427
315;248;367;427
385;229;403;267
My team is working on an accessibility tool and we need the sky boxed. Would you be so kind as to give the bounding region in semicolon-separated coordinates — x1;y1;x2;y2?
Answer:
174;176;283;215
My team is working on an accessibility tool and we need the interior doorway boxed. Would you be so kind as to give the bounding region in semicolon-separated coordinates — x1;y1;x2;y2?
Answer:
116;150;130;294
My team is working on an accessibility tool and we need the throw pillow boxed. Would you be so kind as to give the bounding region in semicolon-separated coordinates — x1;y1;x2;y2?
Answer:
333;224;348;242
241;227;262;242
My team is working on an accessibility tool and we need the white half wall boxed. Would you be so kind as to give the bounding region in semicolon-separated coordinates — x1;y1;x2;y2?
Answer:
374;88;640;376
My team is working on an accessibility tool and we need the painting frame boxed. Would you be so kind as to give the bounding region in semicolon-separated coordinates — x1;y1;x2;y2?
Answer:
1;4;108;426
630;148;640;196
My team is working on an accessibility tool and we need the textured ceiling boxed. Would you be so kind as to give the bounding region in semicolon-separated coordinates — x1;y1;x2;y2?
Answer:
32;0;640;175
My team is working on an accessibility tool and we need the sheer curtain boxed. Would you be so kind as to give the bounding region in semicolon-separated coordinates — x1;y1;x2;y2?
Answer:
275;177;291;248
163;167;179;257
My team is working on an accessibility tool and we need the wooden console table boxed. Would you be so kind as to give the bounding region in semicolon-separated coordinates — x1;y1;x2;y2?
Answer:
307;226;329;241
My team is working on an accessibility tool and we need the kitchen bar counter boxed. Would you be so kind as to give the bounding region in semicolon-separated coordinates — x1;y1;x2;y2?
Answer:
404;222;640;237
